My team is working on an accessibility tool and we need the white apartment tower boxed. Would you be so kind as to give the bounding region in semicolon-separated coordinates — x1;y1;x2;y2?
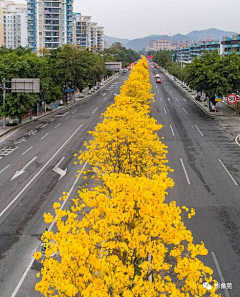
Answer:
0;0;27;49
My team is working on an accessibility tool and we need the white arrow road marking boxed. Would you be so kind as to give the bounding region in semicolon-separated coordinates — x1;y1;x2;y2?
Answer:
0;124;83;219
52;157;67;180
55;111;69;118
11;157;37;180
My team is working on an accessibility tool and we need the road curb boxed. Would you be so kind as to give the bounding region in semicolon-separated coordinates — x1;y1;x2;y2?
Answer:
159;67;222;117
0;75;119;141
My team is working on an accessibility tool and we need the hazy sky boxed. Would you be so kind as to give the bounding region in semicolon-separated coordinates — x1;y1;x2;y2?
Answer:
16;0;240;39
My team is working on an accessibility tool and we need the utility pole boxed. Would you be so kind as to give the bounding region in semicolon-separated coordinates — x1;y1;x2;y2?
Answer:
3;78;6;130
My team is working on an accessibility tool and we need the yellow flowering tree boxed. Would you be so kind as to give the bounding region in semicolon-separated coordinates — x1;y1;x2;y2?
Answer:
35;56;220;297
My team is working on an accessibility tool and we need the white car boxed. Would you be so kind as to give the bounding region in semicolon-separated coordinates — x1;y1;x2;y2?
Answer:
155;74;160;78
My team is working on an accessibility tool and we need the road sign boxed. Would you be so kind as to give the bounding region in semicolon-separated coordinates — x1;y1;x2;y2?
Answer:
215;98;222;102
11;78;40;93
227;94;237;104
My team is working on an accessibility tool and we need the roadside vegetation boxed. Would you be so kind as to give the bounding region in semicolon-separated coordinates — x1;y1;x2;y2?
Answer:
154;50;240;106
34;57;220;297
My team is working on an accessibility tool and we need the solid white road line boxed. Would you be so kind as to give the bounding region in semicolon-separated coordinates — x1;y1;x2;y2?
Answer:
0;124;83;220
0;127;22;144
40;133;49;140
175;97;179;102
183;98;187;102
195;125;203;137
0;164;10;175
180;158;191;185
164;107;167;114
65;115;70;120
218;159;238;186
22;146;33;156
183;108;188;114
211;252;231;297
170;125;175;137
103;97;108;102
72;109;77;114
11;160;87;297
54;123;61;129
92;107;98;114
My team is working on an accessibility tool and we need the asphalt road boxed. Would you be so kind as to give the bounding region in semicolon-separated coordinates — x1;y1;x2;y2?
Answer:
150;67;240;297
0;73;127;297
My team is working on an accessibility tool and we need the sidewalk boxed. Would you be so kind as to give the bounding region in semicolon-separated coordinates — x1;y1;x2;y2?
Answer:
0;75;118;139
161;67;239;117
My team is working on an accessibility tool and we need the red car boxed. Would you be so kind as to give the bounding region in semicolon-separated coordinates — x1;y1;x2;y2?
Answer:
156;78;162;83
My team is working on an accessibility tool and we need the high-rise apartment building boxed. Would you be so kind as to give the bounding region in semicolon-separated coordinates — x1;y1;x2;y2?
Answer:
73;13;91;49
0;0;27;48
73;13;104;52
27;0;73;52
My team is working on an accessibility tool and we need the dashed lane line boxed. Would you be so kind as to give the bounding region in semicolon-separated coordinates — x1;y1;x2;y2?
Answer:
180;158;191;185
0;164;10;175
65;116;70;120
195;125;203;137
22;146;33;156
170;125;175;137
183;108;188;114
164;107;167;114
92;107;98;114
40;133;49;140
175;97;179;102
218;159;238;186
54;123;61;129
211;252;231;297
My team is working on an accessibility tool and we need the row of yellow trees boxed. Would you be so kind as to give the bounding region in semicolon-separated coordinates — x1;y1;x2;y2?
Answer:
34;57;219;296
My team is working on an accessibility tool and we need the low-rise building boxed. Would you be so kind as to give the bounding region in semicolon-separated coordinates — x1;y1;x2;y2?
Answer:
221;34;240;56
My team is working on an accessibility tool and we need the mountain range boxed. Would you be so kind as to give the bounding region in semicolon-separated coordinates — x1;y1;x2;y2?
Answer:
105;28;237;51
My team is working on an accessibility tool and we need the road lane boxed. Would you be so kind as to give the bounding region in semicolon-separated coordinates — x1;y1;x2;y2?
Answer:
150;67;240;296
0;73;128;297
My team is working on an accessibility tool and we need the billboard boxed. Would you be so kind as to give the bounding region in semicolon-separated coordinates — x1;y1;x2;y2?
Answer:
11;78;40;93
105;62;122;71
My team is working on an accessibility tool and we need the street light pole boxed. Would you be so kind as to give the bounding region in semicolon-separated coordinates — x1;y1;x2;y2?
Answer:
3;78;6;130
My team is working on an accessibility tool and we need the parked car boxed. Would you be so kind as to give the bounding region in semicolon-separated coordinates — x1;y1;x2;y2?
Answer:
156;78;162;83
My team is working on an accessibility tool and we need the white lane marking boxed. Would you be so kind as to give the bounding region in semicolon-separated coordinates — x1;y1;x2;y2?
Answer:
0;124;83;219
218;159;238;186
22;146;33;156
103;97;108;102
235;134;240;147
211;252;231;297
170;125;175;137
72;109;77;114
92;107;98;114
183;98;187;102
168;98;170;102
11;156;38;180
158;90;159;94
0;127;22;144
0;164;10;175
55;111;68;118
164;107;167;114
175;97;179;102
40;133;49;140
170;90;173;94
183;108;188;114
195;125;203;137
54;123;61;129
52;157;67;180
160;97;163;102
180;158;191;185
0;146;18;156
11;161;87;297
65;116;70;120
